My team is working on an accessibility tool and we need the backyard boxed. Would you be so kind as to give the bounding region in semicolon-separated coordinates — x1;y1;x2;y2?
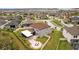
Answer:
43;30;64;50
0;28;73;50
43;29;73;50
57;40;73;50
36;36;48;44
14;29;32;50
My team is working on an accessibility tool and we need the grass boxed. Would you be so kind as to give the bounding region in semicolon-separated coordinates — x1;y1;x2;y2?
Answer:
57;40;73;50
0;29;26;50
14;29;26;40
14;29;32;50
36;37;48;44
52;20;62;27
43;30;64;50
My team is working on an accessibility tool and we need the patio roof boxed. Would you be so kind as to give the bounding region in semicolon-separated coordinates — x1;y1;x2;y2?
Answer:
21;30;33;37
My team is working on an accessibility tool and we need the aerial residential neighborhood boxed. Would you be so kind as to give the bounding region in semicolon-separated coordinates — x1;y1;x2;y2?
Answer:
0;8;79;50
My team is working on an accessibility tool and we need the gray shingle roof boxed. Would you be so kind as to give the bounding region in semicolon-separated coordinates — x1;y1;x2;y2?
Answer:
65;26;79;35
6;20;21;26
71;16;79;21
0;20;6;26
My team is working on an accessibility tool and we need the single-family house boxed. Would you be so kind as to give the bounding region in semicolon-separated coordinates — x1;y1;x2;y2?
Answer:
0;20;6;26
5;19;21;29
70;16;79;24
63;26;79;49
30;23;53;37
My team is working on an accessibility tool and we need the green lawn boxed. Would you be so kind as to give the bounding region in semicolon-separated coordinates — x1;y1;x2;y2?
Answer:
0;29;73;50
52;20;62;27
0;29;26;50
14;29;32;50
36;37;48;44
43;30;64;50
14;29;26;41
57;40;73;50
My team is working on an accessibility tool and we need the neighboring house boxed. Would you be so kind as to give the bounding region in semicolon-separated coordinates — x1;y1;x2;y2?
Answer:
0;20;6;26
21;20;33;27
30;23;53;37
0;16;8;20
70;16;79;24
5;19;21;29
63;26;79;49
0;20;7;29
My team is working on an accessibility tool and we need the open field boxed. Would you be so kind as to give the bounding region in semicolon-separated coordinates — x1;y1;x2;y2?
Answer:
0;29;26;50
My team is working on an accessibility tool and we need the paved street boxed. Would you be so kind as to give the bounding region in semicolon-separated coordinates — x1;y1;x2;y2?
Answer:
53;16;74;27
0;21;11;29
46;20;61;31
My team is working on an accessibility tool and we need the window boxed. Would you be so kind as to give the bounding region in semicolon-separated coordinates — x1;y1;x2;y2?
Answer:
74;35;77;38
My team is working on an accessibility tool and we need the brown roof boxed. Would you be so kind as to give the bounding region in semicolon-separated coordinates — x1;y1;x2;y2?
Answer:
30;23;49;30
65;26;79;35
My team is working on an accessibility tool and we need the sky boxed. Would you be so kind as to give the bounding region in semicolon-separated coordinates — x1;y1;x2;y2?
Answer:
0;0;79;8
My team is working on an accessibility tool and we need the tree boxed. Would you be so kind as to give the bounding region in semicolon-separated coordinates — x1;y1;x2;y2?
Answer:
31;16;36;20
